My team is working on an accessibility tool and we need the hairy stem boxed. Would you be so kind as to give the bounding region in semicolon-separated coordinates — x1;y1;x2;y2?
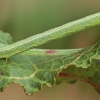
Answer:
0;12;100;58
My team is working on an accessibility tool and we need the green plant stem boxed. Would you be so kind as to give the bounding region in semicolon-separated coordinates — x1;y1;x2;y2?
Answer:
0;12;100;58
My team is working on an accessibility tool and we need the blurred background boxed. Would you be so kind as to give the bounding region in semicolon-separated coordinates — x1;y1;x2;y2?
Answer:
0;0;100;100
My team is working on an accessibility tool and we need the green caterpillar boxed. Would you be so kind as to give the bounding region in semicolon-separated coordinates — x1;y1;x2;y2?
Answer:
0;12;100;58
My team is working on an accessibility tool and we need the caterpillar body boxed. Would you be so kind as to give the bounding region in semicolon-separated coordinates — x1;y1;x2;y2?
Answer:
0;12;100;58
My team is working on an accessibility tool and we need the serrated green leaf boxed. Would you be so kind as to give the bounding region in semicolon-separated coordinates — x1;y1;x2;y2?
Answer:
0;31;13;45
0;32;100;94
0;48;79;95
56;41;100;93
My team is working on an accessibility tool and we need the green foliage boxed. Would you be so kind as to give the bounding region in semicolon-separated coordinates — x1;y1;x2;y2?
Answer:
0;31;100;95
0;12;100;95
